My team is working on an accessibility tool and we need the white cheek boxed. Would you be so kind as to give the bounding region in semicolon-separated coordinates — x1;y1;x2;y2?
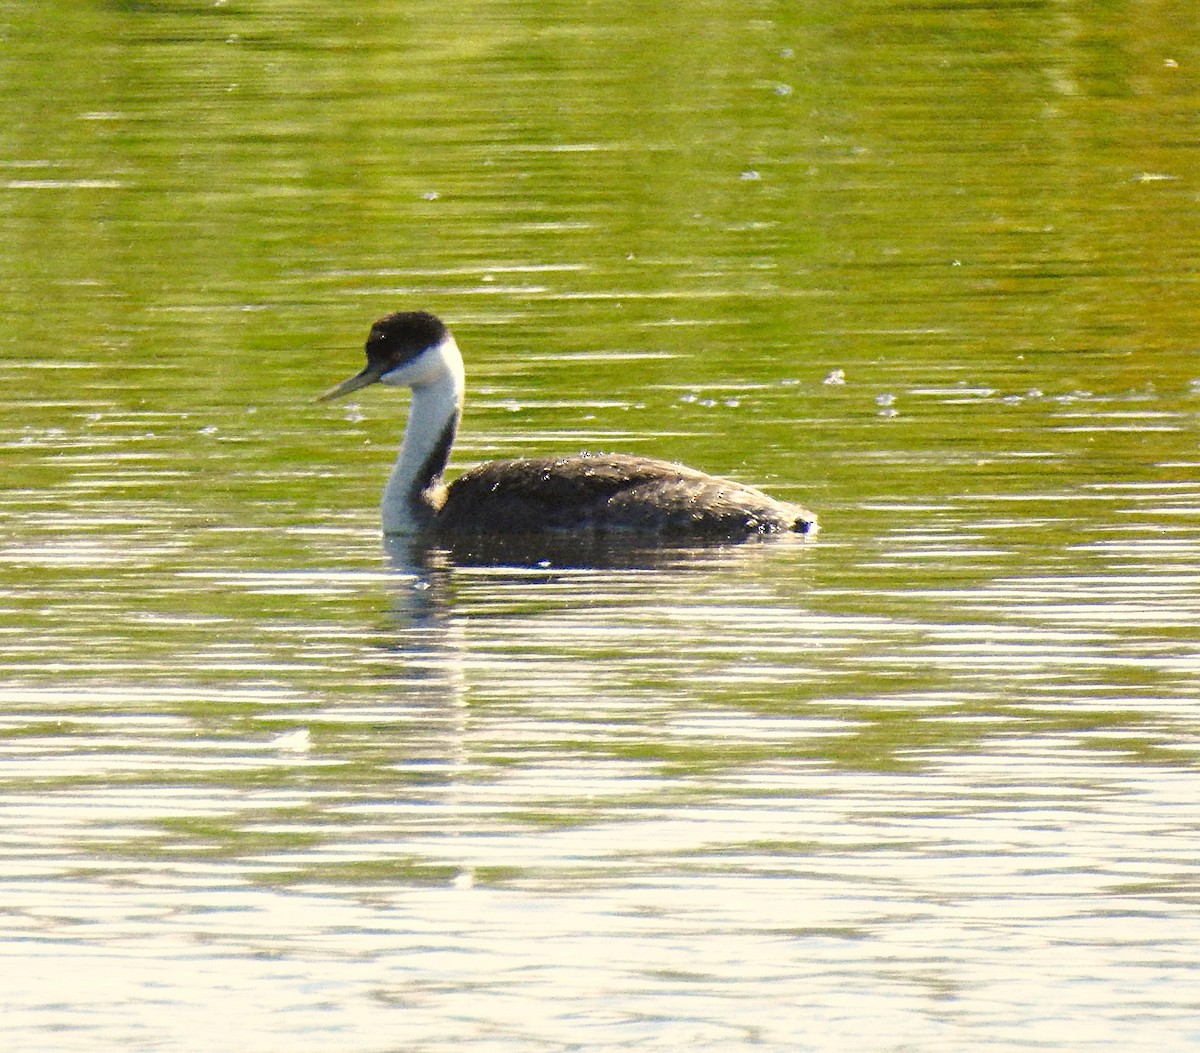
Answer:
380;356;435;387
379;337;459;389
379;367;415;388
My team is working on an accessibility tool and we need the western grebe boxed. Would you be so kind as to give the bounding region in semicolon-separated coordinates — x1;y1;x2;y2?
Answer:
318;311;817;539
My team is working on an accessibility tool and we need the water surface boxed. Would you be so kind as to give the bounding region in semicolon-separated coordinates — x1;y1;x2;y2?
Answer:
3;1;1200;1050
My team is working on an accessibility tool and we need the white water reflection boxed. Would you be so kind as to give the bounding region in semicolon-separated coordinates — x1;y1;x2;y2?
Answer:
1;515;1199;1050
1;729;1197;1051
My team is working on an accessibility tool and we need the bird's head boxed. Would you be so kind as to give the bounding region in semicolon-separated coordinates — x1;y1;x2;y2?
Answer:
318;311;456;401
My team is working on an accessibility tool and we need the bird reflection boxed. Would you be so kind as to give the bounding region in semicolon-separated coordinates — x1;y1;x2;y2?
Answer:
367;529;814;892
384;528;807;575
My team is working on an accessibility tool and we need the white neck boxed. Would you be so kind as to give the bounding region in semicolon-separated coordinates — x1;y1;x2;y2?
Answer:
381;337;465;534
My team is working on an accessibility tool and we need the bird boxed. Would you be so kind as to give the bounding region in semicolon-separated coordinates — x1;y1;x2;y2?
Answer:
318;311;817;540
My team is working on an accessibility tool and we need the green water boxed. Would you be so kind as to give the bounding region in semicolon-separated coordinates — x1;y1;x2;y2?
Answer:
3;2;1200;1050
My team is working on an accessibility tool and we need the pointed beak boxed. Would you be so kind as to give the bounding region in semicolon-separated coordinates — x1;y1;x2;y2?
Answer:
316;364;386;403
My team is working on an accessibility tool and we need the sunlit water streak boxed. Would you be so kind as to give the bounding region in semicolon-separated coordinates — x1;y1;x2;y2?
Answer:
3;468;1200;1050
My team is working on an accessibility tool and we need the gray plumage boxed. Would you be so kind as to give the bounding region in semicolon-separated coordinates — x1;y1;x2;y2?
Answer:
435;452;814;538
